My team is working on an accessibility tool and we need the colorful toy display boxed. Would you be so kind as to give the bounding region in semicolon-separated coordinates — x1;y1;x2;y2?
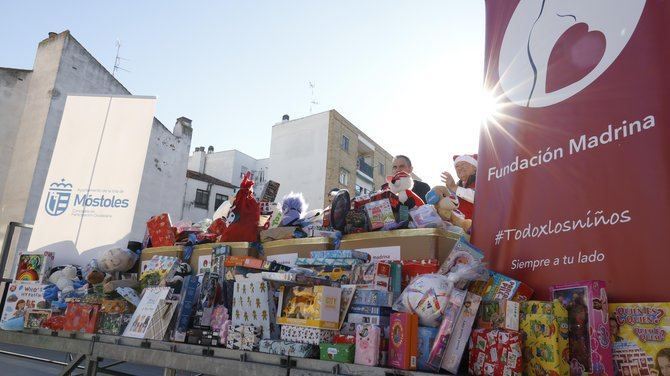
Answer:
388;312;419;370
519;300;570;376
14;252;54;283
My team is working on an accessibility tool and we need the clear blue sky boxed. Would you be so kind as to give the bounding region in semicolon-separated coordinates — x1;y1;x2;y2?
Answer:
2;1;485;186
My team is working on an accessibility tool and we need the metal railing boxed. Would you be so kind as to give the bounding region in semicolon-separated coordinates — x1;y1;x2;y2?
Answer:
357;158;374;178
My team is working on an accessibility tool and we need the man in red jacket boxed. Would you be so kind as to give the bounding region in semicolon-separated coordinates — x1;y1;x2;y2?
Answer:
441;154;477;220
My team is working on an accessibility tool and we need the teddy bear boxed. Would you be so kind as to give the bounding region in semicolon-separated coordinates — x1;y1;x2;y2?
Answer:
386;171;424;210
98;248;139;273
426;185;472;232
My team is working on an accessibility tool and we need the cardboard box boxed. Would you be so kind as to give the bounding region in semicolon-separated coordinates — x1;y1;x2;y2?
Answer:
388;312;419;370
340;228;461;264
610;302;670;376
277;285;341;330
468;329;523;376
259;339;318;358
190;242;257;274
262;237;332;260
232;277;278;339
520;300;569;376
476;300;520;331
280;324;335;345
551;280;613;376
441;292;482;373
260;226;299;242
320;343;355;363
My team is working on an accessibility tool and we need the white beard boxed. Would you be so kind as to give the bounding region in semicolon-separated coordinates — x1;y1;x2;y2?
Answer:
398;191;408;204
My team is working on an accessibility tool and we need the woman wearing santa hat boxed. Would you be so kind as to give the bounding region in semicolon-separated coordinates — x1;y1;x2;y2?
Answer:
441;154;477;220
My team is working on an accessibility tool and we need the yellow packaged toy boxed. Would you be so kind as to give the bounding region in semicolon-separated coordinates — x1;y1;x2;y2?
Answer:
519;300;569;376
609;303;670;376
277;285;341;330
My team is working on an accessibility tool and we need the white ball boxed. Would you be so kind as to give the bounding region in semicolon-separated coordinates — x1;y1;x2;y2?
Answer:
401;274;453;327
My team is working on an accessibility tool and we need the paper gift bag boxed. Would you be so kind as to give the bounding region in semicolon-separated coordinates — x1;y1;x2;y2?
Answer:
145;299;178;340
520;300;569;376
63;302;100;333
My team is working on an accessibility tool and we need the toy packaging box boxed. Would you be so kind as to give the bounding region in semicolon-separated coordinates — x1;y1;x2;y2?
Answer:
551;280;613;376
426;289;467;370
348;305;392;316
388;312;419;370
14;252;54;283
417;326;440;371
232;277;277;339
310;249;370;261
24;309;52;329
519;300;569;376
365;198;396;230
609;302;670;376
123;286;171;339
193;272;219;329
63;302;101;333
295;258;363;268
355;324;381;366
346;313;389;327
476;299;520;331
400;259;439;289
144;299;179;341
320;343;355;363
226;324;261;351
0;282;48;327
173;275;199;342
441;292;482;373
351;289;394;307
259;339;319;358
468;328;523;376
280;324;336;345
468;270;534;302
146;213;176;247
277;285;341;330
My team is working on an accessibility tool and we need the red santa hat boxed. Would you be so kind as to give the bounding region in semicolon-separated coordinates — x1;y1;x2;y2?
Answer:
386;170;411;184
453;154;478;168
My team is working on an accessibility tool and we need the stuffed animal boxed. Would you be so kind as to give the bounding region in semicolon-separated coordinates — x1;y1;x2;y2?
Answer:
386;171;425;210
219;172;260;242
426;186;472;232
48;265;79;294
280;192;307;226
98;248;138;273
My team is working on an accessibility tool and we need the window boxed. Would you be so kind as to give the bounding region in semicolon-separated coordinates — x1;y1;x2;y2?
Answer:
214;193;228;210
339;168;349;186
341;135;349;152
378;162;385;176
194;189;210;209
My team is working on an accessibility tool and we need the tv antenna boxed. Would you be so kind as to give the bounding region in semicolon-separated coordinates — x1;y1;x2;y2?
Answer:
112;39;130;77
309;81;319;114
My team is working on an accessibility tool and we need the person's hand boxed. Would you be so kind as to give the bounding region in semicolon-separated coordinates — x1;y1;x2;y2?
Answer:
441;171;457;191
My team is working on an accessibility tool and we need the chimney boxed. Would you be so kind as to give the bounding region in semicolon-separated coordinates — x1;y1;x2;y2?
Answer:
207;146;214;154
282;114;290;122
190;146;206;173
174;116;193;138
48;32;58;38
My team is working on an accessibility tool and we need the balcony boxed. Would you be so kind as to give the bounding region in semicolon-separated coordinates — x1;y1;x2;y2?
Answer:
357;157;373;180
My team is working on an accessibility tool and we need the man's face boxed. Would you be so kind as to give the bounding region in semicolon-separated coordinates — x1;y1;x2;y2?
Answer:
392;158;412;175
455;161;476;182
659;356;670;376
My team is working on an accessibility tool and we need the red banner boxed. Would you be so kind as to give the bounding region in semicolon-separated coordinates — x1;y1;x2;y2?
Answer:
473;1;669;301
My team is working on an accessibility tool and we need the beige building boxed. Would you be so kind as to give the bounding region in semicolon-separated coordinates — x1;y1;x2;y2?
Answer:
269;110;418;210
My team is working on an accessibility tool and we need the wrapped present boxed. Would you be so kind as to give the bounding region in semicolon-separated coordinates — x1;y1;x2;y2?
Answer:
346;313;389;326
232;277;277;339
610;303;670;376
277;285;341;330
417;327;440;371
310;249;370;261
259;339;318;358
441;292;482;373
295;258;363;267
520;300;569;376
400;259;439;289
280;324;335;345
476;300;520;331
42;315;65;331
353;190;399;211
388;312;419;370
97;313;132;335
469;270;534;302
351;290;394;307
365;199;396;230
207;218;227;236
551;280;613;376
23;309;52;329
468;329;523;376
14;252;54;283
333;334;356;344
320;343;355;363
187;328;222;346
63;302;100;333
426;289;467;370
100;299;130;314
355;324;381;366
226;324;261;351
147;213;176;247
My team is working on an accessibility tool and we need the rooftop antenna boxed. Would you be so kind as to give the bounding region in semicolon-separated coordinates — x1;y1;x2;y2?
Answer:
309;81;319;114
112;39;130;77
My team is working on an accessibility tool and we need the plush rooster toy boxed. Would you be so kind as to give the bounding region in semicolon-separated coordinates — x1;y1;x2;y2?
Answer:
386;171;425;210
219;172;260;242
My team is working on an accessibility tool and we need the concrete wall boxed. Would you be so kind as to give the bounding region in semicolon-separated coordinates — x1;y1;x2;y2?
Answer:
182;178;236;223
130;118;192;240
269;111;330;209
0;68;32;204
